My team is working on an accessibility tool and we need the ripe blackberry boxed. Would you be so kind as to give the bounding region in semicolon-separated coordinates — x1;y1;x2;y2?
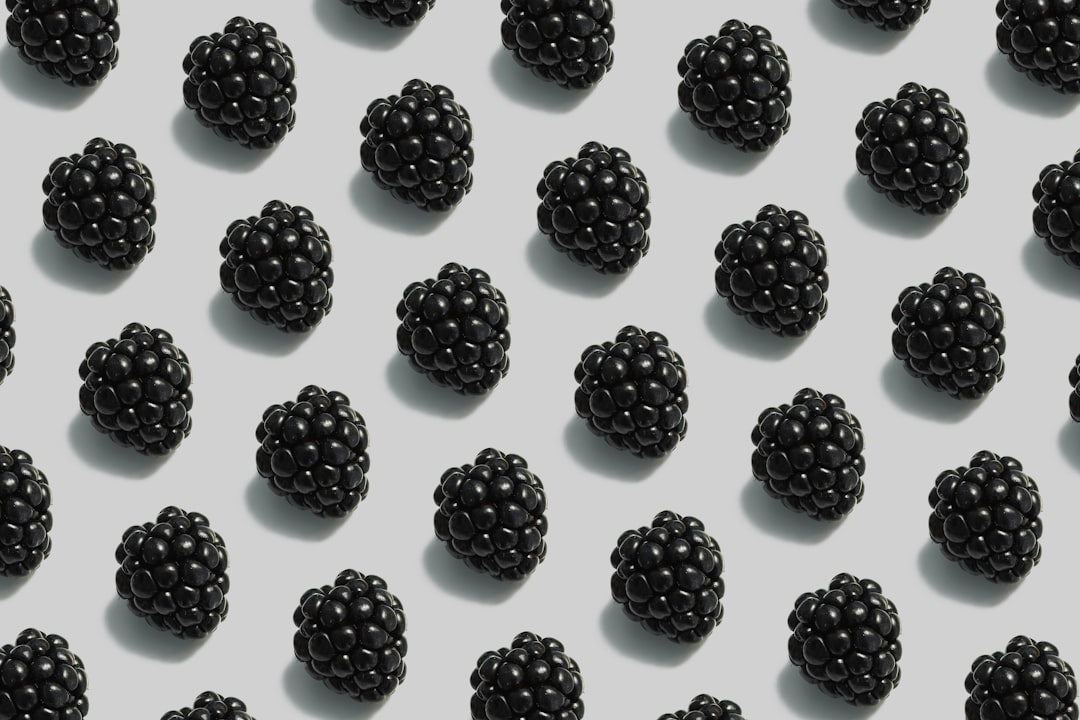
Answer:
928;450;1042;584
714;204;829;337
677;19;792;153
0;447;51;577
536;141;651;274
255;385;370;519
965;636;1078;720
996;1;1080;94
658;694;744;720
78;322;193;455
1070;354;1080;420
5;0;118;86
0;629;88;720
0;286;13;385
470;631;584;720
41;137;156;271
830;0;931;31
219;200;334;333
891;267;1006;399
433;448;547;581
338;0;435;27
499;0;614;90
293;569;407;702
573;325;688;458
161;691;253;720
182;16;297;149
855;82;969;215
609;510;724;643
787;572;902;706
395;262;510;395
1034;149;1080;267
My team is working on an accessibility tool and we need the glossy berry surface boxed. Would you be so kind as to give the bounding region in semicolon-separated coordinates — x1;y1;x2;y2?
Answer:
500;0;614;90
338;0;435;27
0;447;51;578
996;0;1080;94
658;694;744;720
1034;149;1080;267
5;0;118;86
1070;354;1080;420
0;628;88;720
470;631;584;720
161;691;253;720
830;0;931;30
0;287;13;385
965;636;1078;720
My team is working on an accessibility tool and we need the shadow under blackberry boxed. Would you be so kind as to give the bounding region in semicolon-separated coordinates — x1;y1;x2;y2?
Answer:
281;661;387;719
776;664;883;719
739;476;841;544
598;603;700;667
311;0;414;49
488;48;589;113
0;47;93;110
67;414;167;480
104;598;204;662
916;541;1018;607
666;111;769;176
805;0;906;55
244;474;345;541
879;358;980;423
207;293;310;357
844;174;943;239
170;107;270;173
420;537;524;604
31;228;131;294
561;417;663;481
525;232;624;297
384;354;485;419
984;52;1080;118
704;296;806;361
1021;234;1080;299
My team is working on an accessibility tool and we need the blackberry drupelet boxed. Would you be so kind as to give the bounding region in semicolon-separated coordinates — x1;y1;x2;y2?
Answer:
574;325;688;458
360;79;473;212
996;1;1080;94
0;286;13;385
658;694;745;720
256;385;370;518
677;19;792;152
293;569;407;702
830;0;931;31
788;572;902;706
182;16;297;149
219;200;334;333
536;141;651;274
929;450;1042;583
891;267;1005;399
855;82;969;215
338;0;435;27
715;204;829;337
161;691;253;720
5;0;118;86
0;447;51;577
1071;354;1080;420
470;631;584;720
500;0;614;90
434;448;547;581
966;637;1078;720
396;262;510;395
41;137;156;271
1034;149;1080;267
0;629;88;720
78;322;193;455
610;510;724;643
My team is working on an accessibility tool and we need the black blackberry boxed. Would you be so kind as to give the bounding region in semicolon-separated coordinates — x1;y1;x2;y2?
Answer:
395;262;510;395
573;325;688;458
0;286;13;385
677;19;792;153
0;628;88;720
470;631;584;720
219;200;334;333
338;0;435;27
996;1;1080;94
5;0;118;86
855;82;969;215
499;0;614;90
1070;354;1080;421
928;450;1042;584
890;267;1006;399
434;448;547;581
182;16;297;149
78;322;193;455
1034;149;1080;267
658;694;744;720
161;691;253;720
536;141;651;274
609;510;724;643
293;569;407;702
256;385;370;519
965;636;1078;720
830;0;931;31
787;572;902;706
714;204;829;337
41;137;156;271
0;447;51;578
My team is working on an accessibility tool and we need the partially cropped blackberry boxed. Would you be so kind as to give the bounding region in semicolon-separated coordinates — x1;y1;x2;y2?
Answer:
500;0;614;90
41;137;156;270
855;82;969;215
360;79;473;212
574;326;688;458
891;267;1006;399
161;692;253;720
966;636;1078;720
788;572;902;706
0;629;88;720
182;16;297;149
715;204;829;337
293;569;407;702
219;200;334;333
0;447;51;577
470;631;584;720
997;1;1080;94
395;263;510;395
339;0;435;27
5;0;118;86
658;694;745;720
434;448;547;581
1071;354;1080;420
610;510;724;643
1034;150;1080;267
677;19;792;152
0;286;13;385
831;0;931;31
78;322;193;455
536;141;651;274
256;385;370;519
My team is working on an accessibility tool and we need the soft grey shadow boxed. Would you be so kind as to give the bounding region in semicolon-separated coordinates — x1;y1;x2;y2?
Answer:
845;174;945;239
599;603;701;667
666;111;769;176
67;414;168;480
422;537;524;604
704;296;805;361
384;354;484;419
525;232;624;297
917;541;1018;607
777;664;883;719
1021;234;1080;298
562;416;664;481
985;52;1080;118
1058;420;1080;472
245;474;346;541
0;574;31;600
349;168;450;236
740;476;841;544
208;293;310;356
171;107;271;173
282;661;387;719
488;47;590;113
312;0;413;49
31;228;132;293
105;598;204;662
805;0;906;54
879;359;980;423
0;47;94;110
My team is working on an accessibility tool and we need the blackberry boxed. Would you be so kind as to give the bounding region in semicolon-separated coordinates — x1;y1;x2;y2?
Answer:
996;1;1080;94
470;631;584;720
395;262;510;395
965;636;1078;720
609;510;724;643
182;16;297;149
78;322;193;455
658;694;744;720
677;19;792;153
41;137;156;271
433;448;547;581
5;0;118;86
0;447;51;577
830;0;932;31
714;204;829;337
499;0;614;90
161;691;253;720
1034;149;1080;267
855;82;969;215
255;385;370;519
0;286;13;385
573;325;688;458
536;141;651;274
0;629;88;720
293;569;407;702
787;572;902;706
928;450;1042;584
338;0;435;27
1071;354;1080;420
890;267;1006;399
219;200;334;333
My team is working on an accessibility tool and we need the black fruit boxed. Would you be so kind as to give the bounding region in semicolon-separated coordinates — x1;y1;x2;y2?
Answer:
5;0;118;86
0;628;88;720
470;631;584;720
0;286;13;385
499;0;614;90
1071;354;1080;420
0;446;51;577
338;0;435;27
830;0;931;30
965;636;1078;720
658;694;744;720
1034;149;1080;267
996;1;1080;94
161;691;253;720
